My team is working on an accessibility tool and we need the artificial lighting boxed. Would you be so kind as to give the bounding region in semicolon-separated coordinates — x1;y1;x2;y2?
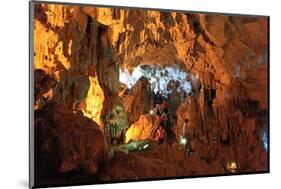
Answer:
142;144;149;150
119;65;192;96
227;161;238;173
81;76;105;125
149;110;154;114
180;138;187;145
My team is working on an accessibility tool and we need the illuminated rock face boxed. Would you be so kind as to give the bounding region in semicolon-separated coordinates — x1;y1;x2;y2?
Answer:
120;65;192;96
125;114;161;143
34;4;97;117
82;76;104;125
33;4;122;128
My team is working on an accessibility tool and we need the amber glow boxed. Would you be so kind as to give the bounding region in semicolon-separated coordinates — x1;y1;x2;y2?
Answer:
42;88;53;99
125;115;160;143
227;161;238;173
125;125;140;143
81;76;105;125
33;7;72;81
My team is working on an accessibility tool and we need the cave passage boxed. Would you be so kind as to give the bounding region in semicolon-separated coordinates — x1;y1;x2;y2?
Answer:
118;64;195;147
119;64;192;97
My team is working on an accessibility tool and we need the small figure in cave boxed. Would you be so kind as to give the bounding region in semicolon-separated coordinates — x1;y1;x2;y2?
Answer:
183;119;193;154
153;91;158;104
158;92;164;104
154;91;164;105
162;100;169;114
152;91;157;107
154;104;162;117
160;112;168;128
155;124;166;145
183;119;189;138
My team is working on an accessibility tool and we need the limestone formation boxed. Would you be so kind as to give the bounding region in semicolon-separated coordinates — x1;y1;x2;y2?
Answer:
125;114;161;143
35;102;105;175
124;76;153;125
34;69;57;106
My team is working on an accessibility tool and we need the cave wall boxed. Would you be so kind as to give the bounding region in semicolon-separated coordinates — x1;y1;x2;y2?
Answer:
83;8;268;109
34;4;128;134
34;4;98;114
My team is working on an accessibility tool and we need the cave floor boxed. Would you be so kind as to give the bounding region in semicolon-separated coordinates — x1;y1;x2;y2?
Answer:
97;141;228;182
38;138;266;187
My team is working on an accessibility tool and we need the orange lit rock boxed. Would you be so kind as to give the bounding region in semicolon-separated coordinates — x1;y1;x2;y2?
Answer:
82;75;105;125
125;114;161;143
34;4;73;80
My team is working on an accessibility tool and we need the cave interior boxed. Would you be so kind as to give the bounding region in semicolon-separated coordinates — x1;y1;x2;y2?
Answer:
33;3;269;186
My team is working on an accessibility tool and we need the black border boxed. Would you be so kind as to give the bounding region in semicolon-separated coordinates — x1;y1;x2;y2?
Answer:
29;1;270;188
29;1;35;188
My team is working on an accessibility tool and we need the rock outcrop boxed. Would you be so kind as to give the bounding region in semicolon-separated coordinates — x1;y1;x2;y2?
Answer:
125;114;161;143
102;94;128;141
35;102;106;175
34;69;57;107
124;76;153;125
34;4;128;130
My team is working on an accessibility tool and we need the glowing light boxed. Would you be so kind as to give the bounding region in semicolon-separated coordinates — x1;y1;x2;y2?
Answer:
227;161;238;173
149;110;154;114
119;65;192;97
181;138;187;145
81;76;105;125
262;129;268;151
142;144;149;150
119;66;143;89
42;88;53;99
34;19;71;81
